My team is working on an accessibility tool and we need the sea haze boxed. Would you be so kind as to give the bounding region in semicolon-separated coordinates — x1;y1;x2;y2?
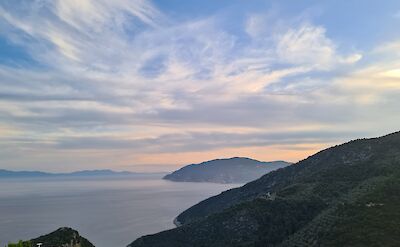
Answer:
0;174;240;247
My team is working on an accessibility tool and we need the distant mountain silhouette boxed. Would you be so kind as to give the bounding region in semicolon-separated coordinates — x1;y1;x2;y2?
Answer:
130;131;400;247
0;169;136;178
163;157;290;184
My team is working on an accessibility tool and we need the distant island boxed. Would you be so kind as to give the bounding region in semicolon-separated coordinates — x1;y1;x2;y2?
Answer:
0;169;139;178
163;157;290;184
130;131;400;247
7;132;400;247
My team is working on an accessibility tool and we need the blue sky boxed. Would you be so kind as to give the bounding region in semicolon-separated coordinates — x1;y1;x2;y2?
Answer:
0;0;400;172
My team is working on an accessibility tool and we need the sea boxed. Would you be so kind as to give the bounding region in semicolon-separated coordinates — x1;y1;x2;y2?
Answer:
0;174;241;247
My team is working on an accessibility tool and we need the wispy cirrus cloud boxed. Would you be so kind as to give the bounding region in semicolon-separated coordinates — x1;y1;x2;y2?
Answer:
0;0;399;171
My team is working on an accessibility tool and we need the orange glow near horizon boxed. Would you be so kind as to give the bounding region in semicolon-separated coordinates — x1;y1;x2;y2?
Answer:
124;143;335;172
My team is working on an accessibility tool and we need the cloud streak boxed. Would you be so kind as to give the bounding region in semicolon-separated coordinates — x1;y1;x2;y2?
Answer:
0;0;399;171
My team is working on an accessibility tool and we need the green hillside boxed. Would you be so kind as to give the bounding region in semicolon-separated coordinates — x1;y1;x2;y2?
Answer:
129;131;400;247
7;227;95;247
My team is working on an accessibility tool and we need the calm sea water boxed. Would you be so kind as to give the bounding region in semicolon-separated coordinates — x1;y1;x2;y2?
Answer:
0;174;240;247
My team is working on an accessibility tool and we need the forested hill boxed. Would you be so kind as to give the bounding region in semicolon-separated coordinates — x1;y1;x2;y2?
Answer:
129;131;400;247
163;157;290;184
7;227;95;247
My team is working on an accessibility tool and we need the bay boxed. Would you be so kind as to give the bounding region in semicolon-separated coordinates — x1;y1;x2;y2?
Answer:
0;174;240;247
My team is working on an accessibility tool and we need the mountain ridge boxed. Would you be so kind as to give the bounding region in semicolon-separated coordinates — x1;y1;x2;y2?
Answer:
129;131;400;247
0;169;143;178
163;157;290;184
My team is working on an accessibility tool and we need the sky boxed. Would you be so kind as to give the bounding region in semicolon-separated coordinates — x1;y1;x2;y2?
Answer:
0;0;400;172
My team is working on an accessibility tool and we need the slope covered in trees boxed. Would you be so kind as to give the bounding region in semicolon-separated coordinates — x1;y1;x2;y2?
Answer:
129;131;400;247
7;227;95;247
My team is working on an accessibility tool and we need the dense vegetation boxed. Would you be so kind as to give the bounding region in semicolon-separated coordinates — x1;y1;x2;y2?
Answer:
129;131;400;247
164;157;289;183
7;241;31;247
7;227;95;247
